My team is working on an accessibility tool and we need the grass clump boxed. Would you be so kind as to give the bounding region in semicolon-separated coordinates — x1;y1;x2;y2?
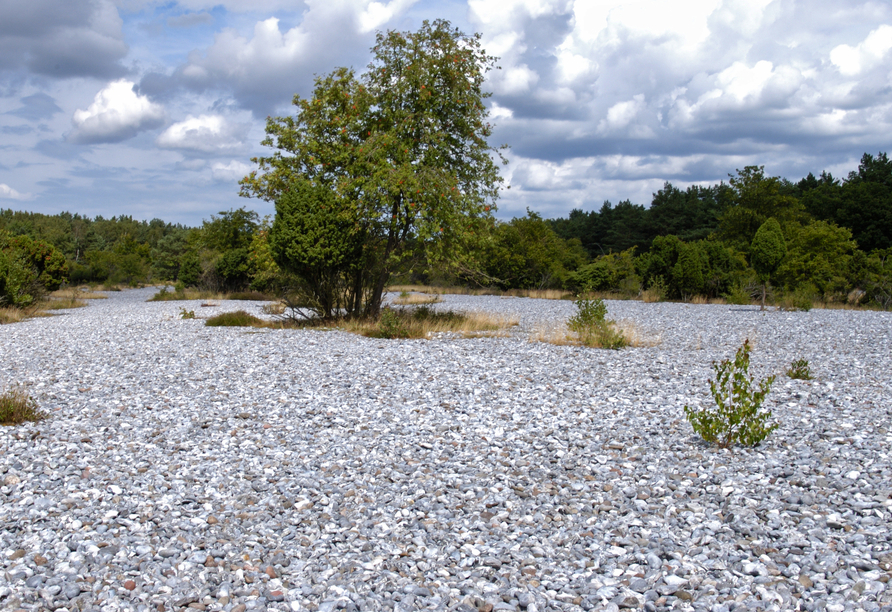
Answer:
567;294;627;349
179;307;196;320
787;358;812;380
0;388;46;426
348;305;515;339
205;310;264;327
391;291;441;305
684;339;778;448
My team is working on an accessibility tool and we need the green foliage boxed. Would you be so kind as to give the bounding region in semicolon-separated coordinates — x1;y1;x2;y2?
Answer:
787;358;812;380
571;248;637;294
0;388;46;426
179;307;196;319
1;230;68;307
684;340;778;448
865;249;892;310
240;20;505;318
719;166;806;250
205;310;264;327
375;308;410;339
268;178;367;318
672;242;706;301
567;294;626;349
484;210;587;290
750;218;786;309
775;221;855;300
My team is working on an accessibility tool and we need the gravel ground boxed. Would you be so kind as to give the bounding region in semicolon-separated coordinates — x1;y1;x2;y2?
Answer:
1;288;891;612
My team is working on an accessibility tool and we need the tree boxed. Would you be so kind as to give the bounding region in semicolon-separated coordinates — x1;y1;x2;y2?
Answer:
718;166;806;250
750;218;786;309
240;20;505;318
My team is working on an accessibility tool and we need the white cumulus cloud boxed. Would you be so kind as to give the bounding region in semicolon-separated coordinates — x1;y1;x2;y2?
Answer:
69;80;165;144
156;115;248;154
0;184;34;201
831;24;892;76
211;160;252;183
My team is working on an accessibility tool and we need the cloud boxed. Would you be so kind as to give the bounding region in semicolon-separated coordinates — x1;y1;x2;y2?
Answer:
69;80;166;144
830;24;892;76
0;183;33;201
141;0;417;116
6;93;63;121
211;160;251;183
0;0;127;78
156;114;249;154
167;12;215;28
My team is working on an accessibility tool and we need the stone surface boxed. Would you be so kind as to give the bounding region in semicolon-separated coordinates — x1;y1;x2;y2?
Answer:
0;288;890;612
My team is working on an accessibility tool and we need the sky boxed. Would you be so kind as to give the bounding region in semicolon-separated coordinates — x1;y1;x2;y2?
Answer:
0;0;891;226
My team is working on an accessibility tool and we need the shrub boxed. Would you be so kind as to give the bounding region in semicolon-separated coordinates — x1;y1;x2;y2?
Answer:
205;310;263;327
375;308;410;339
684;339;778;447
567;293;627;349
0;388;46;425
787;358;812;380
179;307;196;319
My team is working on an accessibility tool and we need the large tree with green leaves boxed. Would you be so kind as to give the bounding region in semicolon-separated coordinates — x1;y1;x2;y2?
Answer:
750;218;787;310
240;19;505;318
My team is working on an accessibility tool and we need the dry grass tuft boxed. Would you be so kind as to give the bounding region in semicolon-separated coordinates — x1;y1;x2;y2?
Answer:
392;292;442;305
530;319;660;348
344;306;518;339
50;287;108;300
149;286;230;302
0;388;46;426
41;299;87;310
614;319;662;347
0;307;29;325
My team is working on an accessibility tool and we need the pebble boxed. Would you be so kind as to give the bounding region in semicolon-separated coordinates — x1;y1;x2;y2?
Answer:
0;288;890;612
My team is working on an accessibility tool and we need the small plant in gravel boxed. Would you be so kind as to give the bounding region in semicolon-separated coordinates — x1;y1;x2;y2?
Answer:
179;307;196;319
786;358;812;380
685;339;778;448
0;388;46;426
205;310;263;327
567;293;627;349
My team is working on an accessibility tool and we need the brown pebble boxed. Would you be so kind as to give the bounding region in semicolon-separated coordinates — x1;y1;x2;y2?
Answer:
798;574;814;588
676;590;692;601
33;555;47;566
123;580;136;591
10;549;25;560
204;556;216;568
206;515;218;525
265;565;277;578
187;604;206;610
218;596;230;605
232;605;247;612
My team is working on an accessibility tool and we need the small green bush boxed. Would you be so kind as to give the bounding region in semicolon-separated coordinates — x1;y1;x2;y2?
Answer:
787;358;812;380
684;339;778;447
205;310;263;327
567;294;627;349
179;307;196;320
0;388;46;426
375;308;410;339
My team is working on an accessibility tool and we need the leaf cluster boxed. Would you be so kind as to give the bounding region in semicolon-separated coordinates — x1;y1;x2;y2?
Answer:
685;340;778;448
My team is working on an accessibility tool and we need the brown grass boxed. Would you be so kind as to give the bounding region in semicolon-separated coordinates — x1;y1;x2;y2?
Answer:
529;319;659;349
0;388;46;426
149;287;230;302
41;299;87;310
0;307;29;325
392;292;442;305
387;284;573;300
50;287;108;300
343;307;519;339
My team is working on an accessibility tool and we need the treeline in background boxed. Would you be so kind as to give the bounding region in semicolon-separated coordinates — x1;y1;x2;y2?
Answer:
2;152;891;311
